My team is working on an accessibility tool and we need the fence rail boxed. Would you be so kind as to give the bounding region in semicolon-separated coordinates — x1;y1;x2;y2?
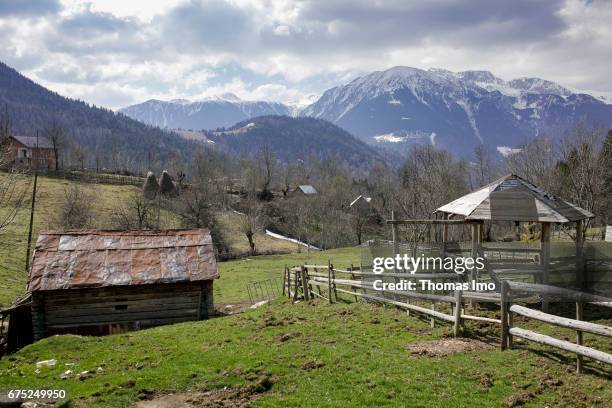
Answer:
45;170;146;186
284;262;612;373
283;262;494;337
500;280;612;373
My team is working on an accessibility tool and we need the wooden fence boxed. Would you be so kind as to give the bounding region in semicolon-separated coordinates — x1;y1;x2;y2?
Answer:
45;170;145;186
283;263;501;337
284;263;612;373
500;280;612;373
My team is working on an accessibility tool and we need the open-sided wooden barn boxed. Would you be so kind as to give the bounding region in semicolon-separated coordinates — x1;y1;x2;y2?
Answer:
13;229;218;345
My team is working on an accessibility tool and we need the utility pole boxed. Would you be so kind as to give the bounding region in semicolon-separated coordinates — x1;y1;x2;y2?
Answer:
25;131;39;272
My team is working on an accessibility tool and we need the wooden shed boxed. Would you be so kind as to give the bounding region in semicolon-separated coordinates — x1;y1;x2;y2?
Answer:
25;229;218;341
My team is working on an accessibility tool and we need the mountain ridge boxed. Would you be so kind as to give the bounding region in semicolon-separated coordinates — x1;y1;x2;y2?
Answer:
301;66;612;156
120;96;291;130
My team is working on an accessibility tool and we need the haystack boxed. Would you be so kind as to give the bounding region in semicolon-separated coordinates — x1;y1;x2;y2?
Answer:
143;171;159;200
159;170;177;196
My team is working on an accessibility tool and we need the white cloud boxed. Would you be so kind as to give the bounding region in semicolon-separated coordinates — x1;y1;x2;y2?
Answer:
1;0;611;109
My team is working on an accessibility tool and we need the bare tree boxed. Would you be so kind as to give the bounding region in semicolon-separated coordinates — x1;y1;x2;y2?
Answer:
45;121;64;171
469;144;498;189
111;192;156;229
171;183;229;256
72;143;88;171
0;109;30;235
504;136;558;191
556;125;609;239
51;184;96;229
240;193;263;255
257;146;275;200
397;145;468;248
280;162;296;197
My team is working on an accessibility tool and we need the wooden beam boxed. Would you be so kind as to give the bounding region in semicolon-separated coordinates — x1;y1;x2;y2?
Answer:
509;305;612;337
387;219;468;225
391;210;399;273
540;222;551;313
509;327;612;365
576;219;585;290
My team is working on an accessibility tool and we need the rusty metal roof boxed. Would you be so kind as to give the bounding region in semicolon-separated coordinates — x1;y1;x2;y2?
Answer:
435;174;594;223
28;229;218;292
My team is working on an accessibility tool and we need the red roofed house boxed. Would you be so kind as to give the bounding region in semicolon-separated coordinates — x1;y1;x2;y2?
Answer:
6;135;56;170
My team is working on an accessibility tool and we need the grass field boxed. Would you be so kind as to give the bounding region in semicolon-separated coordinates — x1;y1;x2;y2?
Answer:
0;174;303;307
1;299;610;407
215;247;360;304
1;175;611;407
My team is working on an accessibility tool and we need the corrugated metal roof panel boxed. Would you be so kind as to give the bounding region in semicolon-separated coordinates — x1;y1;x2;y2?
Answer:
28;229;218;292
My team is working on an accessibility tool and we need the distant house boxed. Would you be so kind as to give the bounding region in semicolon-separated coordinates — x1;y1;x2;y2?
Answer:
349;195;373;212
2;229;218;351
6;135;55;170
292;185;318;196
606;226;612;242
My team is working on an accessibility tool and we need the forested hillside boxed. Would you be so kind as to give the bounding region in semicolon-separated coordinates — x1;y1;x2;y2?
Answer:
207;115;386;170
0;62;202;172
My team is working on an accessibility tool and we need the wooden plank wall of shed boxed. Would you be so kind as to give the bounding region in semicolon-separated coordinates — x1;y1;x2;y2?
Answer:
31;282;214;340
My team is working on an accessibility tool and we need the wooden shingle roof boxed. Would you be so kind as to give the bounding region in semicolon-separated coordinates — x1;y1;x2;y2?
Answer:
435;174;593;223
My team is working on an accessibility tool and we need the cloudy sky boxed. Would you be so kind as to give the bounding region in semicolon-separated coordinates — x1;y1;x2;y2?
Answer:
1;0;611;109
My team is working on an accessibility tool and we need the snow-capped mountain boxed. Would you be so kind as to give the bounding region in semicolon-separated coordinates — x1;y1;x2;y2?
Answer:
119;93;291;130
301;67;612;156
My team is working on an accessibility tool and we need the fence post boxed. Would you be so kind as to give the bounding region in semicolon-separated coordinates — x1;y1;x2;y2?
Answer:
293;269;299;302
391;210;400;273
330;260;338;302
508;286;514;349
453;289;462;337
576;301;584;373
500;280;509;351
430;302;436;328
350;264;358;302
327;261;332;303
301;266;310;301
282;265;287;297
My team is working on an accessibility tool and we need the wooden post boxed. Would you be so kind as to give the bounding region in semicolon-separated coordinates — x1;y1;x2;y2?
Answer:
327;262;333;304
500;280;509;350
470;222;479;258
576;301;584;373
575;219;585;290
301;266;310;301
469;222;480;308
442;213;449;257
330;261;338;302
508;287;514;349
25;131;40;272
515;221;521;241
453;290;462;337
391;210;399;273
541;222;551;312
406;297;411;316
350;264;358;302
360;262;367;297
430;302;436;328
293;270;299;302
